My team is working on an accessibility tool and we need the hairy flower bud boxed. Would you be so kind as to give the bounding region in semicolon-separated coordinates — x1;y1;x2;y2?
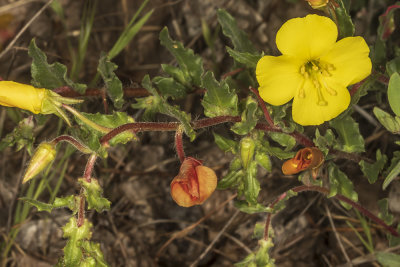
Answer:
170;157;217;207
282;147;324;177
23;142;56;183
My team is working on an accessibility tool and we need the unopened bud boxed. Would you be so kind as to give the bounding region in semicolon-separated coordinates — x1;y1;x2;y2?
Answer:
240;137;255;169
306;0;329;9
23;143;56;183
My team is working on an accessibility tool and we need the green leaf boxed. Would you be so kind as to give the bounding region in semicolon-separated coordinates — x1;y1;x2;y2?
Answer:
131;96;160;121
161;64;189;87
97;53;124;109
141;75;196;141
213;132;238;154
73;111;136;149
239;137;256;169
376;252;400;267
260;140;295;160
388;72;400;117
383;157;400;190
255;152;271;172
268;132;296;151
28;39;87;93
334;0;355;38
234;200;272;214
327;162;358;209
19;197;53;213
79;178;111;212
81;241;109;267
0;117;35;154
201;71;238;118
231;97;258;135
378;198;394;225
218;169;244;190
330;115;365;153
373;107;400;134
159;27;204;86
153;76;187;99
235;239;275;267
389;224;400;247
62;217;93;266
313;129;336;156
53;195;78;212
108;1;153;60
387;57;400;76
226;47;261;68
244;161;260;205
217;9;257;54
359;149;387;184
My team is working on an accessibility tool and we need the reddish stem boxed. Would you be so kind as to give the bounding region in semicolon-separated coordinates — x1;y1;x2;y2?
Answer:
77;193;85;227
51;135;92;154
175;127;185;163
83;154;97;182
221;68;245;80
249;87;276;128
264;185;399;241
100;116;241;145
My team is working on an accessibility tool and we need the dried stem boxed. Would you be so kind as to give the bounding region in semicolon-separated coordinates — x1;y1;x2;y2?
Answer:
264;185;399;241
175;126;185;163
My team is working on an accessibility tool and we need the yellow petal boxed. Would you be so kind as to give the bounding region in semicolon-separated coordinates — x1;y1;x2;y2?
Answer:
292;79;350;125
276;14;338;60
320;36;372;86
256;55;303;106
0;81;45;114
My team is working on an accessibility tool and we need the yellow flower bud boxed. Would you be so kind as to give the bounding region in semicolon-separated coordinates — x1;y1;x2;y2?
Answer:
23;142;56;183
0;81;46;114
306;0;329;9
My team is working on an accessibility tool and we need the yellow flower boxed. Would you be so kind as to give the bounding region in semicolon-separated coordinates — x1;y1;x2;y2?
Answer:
0;81;46;114
256;14;371;125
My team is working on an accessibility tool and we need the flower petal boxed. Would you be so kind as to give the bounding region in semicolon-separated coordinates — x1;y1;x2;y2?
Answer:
170;181;195;207
320;36;372;86
256;55;303;106
276;14;338;60
292;79;350;125
196;166;217;204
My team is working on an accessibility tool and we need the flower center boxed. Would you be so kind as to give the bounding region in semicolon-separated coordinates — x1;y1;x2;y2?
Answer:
299;60;336;106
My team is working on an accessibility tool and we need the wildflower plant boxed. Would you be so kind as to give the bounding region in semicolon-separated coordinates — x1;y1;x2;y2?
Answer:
1;0;400;265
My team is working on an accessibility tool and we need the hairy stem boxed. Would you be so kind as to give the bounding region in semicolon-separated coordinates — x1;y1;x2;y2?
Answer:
51;135;93;154
77;192;85;227
175;126;185;163
83;154;97;182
